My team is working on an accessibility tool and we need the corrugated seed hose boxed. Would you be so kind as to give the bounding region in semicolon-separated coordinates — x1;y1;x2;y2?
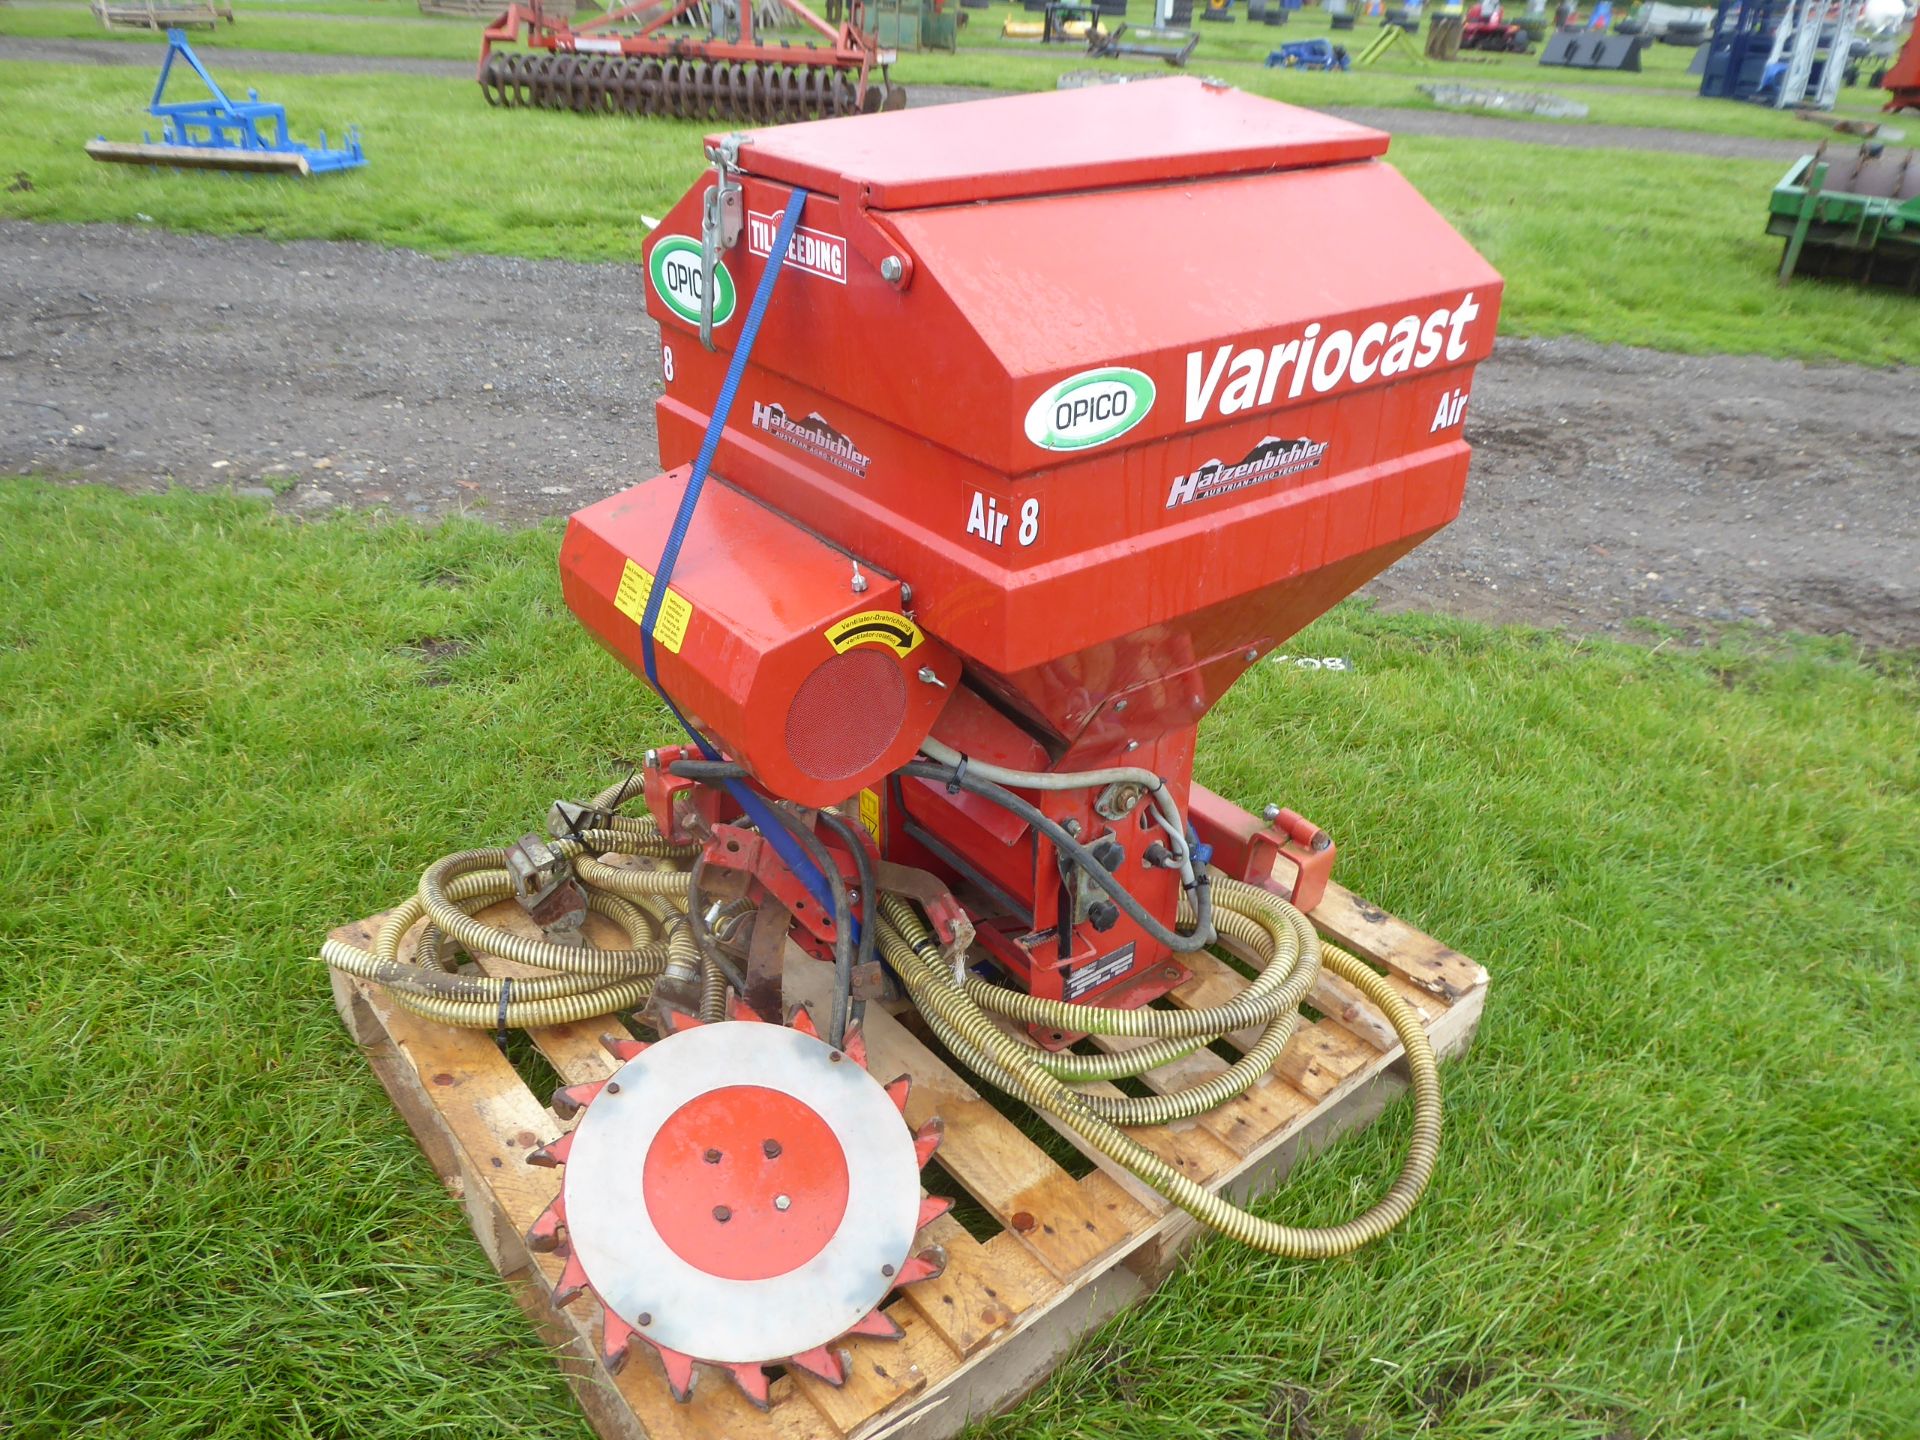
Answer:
321;783;1440;1255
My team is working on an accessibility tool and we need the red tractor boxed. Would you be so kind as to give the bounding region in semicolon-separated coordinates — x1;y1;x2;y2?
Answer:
1462;2;1534;50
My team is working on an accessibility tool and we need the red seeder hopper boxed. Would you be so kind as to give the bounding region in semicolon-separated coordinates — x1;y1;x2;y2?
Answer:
567;78;1501;1025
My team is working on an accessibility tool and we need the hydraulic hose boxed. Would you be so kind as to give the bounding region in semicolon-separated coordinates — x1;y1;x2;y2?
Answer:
876;883;1443;1257
322;807;700;1030
320;763;1442;1255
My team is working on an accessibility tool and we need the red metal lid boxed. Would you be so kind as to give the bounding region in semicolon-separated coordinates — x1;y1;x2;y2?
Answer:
721;78;1390;211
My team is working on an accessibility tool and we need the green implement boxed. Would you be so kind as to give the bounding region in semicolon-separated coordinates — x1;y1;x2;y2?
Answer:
1768;143;1920;290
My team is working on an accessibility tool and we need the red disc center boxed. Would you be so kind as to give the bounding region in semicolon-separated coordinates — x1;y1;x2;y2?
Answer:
642;1084;851;1282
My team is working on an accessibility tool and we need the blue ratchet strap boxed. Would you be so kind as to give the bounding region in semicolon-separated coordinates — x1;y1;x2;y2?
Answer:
636;189;841;919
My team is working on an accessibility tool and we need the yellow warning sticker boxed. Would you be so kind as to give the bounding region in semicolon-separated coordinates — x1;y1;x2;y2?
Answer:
613;558;693;655
825;609;923;657
857;788;881;843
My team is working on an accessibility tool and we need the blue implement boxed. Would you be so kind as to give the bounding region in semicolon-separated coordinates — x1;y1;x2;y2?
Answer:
1265;36;1350;68
86;29;365;176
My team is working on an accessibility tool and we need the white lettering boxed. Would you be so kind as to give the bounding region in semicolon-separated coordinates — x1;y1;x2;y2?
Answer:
1446;292;1479;361
1258;340;1300;406
1220;348;1264;415
1381;316;1419;376
1289;323;1321;400
1415;309;1448;369
1310;329;1354;394
1185;347;1231;424
1178;294;1487;425
1350;322;1387;384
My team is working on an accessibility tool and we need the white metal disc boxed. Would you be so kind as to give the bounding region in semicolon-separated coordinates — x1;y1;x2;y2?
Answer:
562;1021;922;1365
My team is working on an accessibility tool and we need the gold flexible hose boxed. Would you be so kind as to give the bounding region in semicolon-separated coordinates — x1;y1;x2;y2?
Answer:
878;883;1442;1257
323;811;695;1029
320;780;1439;1252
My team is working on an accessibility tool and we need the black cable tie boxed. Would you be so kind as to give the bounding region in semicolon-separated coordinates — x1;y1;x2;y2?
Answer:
608;766;640;812
495;976;514;1052
945;755;971;795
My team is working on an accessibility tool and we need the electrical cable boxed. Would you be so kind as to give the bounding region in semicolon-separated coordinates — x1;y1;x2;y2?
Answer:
814;808;876;1035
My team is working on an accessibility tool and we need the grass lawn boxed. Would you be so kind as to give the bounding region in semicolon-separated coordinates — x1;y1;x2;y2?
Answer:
1;0;1898;139
4;58;1915;365
0;480;1915;1437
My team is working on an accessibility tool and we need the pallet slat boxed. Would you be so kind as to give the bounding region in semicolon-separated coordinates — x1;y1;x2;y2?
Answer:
328;875;1486;1440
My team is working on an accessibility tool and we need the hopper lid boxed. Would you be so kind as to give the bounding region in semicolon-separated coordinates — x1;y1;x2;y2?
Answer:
718;78;1391;211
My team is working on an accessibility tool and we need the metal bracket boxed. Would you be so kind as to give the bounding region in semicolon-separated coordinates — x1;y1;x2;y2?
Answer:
504;831;590;944
699;133;748;352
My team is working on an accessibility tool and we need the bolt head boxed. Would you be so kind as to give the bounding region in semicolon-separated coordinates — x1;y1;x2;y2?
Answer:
880;255;904;282
774;1194;792;1211
1245;647;1260;662
1262;804;1282;823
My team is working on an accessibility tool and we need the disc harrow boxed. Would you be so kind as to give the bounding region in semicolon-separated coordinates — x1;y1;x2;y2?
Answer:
477;0;903;124
480;50;876;119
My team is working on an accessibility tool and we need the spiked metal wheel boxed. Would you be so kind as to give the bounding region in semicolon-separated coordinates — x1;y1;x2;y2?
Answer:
526;1006;950;1408
477;52;882;121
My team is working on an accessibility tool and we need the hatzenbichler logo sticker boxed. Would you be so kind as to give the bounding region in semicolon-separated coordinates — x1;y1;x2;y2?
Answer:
752;402;871;479
1165;436;1329;508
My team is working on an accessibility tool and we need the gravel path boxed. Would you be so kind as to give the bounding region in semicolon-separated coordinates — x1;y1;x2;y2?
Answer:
4;220;1914;648
0;34;1826;158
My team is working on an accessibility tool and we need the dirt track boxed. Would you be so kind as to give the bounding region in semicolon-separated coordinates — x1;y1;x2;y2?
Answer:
3;220;1915;648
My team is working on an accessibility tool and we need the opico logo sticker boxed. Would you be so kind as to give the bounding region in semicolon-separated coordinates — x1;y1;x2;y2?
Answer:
747;209;847;284
649;236;735;327
1024;367;1154;453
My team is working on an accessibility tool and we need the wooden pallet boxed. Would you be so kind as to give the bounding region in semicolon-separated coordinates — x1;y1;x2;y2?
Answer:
329;876;1487;1440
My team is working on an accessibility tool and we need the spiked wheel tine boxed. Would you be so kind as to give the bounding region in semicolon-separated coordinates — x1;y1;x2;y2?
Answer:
787;1344;848;1386
842;1022;867;1069
665;1010;706;1034
916;1195;953;1230
913;1116;944;1169
727;1361;772;1409
600;1308;638;1374
843;1307;905;1341
526;1194;567;1253
893;1244;948;1288
729;996;765;1023
553;1248;590;1307
551;1080;604;1121
527;1130;575;1168
600;1033;648;1061
643;1337;698;1402
788;1005;818;1038
884;1074;912;1114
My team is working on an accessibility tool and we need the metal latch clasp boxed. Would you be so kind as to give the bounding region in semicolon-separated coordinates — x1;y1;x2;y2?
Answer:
699;132;748;352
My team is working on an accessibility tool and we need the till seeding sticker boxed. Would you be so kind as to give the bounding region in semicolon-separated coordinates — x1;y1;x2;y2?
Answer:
825;610;923;657
614;558;693;654
649;235;735;328
857;788;882;843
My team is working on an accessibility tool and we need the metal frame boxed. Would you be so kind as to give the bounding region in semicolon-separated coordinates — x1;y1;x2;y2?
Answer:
85;28;365;176
479;0;880;101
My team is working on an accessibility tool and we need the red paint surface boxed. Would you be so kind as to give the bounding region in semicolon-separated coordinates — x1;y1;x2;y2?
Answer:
643;1085;850;1282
